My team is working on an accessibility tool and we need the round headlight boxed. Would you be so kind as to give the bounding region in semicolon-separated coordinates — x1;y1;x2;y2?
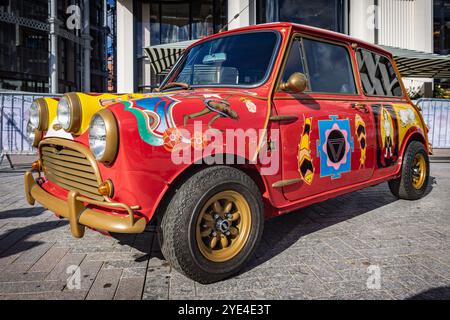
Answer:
29;102;40;128
88;109;118;164
57;96;71;130
28;98;49;131
57;93;82;133
27;120;42;148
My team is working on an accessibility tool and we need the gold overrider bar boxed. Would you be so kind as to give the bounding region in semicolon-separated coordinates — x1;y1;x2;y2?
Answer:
24;171;147;237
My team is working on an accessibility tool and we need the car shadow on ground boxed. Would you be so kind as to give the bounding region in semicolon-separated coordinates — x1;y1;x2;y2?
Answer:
0;217;68;258
113;177;436;280
0;207;46;220
241;177;436;274
407;285;450;300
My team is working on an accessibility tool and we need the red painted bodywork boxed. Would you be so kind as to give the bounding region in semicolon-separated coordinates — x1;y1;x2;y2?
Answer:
40;23;429;225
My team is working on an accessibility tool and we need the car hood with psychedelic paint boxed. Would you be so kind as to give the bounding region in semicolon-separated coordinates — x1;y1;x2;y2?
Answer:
88;89;271;216
108;89;269;157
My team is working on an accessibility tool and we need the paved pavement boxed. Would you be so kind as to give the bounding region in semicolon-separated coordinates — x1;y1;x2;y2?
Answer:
0;163;449;300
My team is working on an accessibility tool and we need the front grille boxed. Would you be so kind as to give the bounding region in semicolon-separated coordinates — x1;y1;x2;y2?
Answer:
40;144;104;201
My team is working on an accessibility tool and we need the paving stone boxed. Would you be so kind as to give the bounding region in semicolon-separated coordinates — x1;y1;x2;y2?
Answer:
85;268;122;300
0;271;48;283
0;280;64;294
114;277;145;300
45;253;86;282
29;246;69;273
3;242;53;272
142;276;170;300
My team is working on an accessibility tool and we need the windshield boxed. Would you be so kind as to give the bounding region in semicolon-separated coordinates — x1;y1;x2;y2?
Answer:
169;31;280;87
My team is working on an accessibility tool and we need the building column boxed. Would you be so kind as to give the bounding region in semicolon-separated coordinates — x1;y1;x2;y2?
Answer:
142;1;151;91
82;0;91;92
227;0;251;30
349;0;376;44
48;0;58;94
116;0;135;93
413;0;433;53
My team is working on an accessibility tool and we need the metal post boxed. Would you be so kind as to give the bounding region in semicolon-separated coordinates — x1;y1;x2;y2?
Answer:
48;0;58;94
0;94;4;154
83;0;91;92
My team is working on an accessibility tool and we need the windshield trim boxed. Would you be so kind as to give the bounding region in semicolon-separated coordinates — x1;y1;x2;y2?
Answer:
160;30;282;90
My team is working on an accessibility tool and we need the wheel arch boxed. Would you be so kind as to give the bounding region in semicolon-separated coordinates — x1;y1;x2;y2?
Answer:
396;128;428;171
151;154;270;222
400;129;428;157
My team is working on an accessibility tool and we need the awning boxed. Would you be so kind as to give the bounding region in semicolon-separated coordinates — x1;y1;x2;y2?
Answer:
381;46;450;79
144;40;450;79
143;40;196;75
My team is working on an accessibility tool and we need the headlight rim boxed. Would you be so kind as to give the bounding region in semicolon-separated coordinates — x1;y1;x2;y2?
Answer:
59;92;82;133
27;120;43;148
89;108;119;165
32;98;49;131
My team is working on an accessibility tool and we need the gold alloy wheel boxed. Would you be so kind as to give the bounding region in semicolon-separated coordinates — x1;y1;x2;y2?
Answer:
196;190;252;262
411;153;426;189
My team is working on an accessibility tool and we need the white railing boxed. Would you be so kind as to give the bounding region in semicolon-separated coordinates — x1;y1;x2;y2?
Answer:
0;91;61;167
417;98;450;149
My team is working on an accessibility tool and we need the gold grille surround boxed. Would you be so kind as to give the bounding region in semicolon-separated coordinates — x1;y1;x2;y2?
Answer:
39;138;105;202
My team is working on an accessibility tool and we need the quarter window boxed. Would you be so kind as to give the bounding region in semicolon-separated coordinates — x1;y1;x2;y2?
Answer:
302;39;356;94
282;38;306;82
356;49;402;97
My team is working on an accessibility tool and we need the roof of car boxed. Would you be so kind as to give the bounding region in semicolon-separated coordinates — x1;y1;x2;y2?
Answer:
194;22;392;58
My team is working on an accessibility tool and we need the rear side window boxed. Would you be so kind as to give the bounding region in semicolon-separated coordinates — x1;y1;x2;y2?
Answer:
302;38;357;94
356;49;402;97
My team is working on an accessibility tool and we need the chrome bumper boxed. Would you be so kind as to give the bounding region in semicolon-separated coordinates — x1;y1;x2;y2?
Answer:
24;171;147;238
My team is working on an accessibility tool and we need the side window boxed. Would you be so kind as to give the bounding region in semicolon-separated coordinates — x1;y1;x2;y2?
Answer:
302;38;357;94
356;49;402;97
282;38;305;82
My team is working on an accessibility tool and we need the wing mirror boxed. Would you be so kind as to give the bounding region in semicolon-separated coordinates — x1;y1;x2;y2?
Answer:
279;72;307;93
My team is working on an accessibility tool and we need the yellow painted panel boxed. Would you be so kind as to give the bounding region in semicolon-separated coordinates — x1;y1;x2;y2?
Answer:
74;93;147;135
392;103;422;146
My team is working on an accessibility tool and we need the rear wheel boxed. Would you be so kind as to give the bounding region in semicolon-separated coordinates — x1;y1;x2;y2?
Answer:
388;141;429;200
159;166;264;283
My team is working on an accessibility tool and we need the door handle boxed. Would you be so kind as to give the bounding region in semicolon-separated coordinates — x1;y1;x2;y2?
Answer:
351;103;369;113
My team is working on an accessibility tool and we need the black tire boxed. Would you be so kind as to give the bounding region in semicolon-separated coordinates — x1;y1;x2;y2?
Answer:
388;141;429;200
159;166;264;283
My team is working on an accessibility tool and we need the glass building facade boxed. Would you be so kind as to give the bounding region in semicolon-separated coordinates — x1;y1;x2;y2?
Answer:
434;0;450;55
434;0;450;88
0;0;110;93
256;0;349;34
134;0;227;91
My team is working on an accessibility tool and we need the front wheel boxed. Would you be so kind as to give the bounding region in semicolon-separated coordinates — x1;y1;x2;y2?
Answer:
388;141;429;200
159;166;264;283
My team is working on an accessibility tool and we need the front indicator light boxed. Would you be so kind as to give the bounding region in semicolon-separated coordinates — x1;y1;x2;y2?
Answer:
31;160;42;172
98;180;114;197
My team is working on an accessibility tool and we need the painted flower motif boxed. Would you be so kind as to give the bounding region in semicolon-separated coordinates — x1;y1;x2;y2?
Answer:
163;127;183;152
191;131;208;150
240;97;257;113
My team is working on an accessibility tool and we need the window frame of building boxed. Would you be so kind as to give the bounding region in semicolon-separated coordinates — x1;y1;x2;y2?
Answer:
135;0;228;92
256;0;349;34
356;48;404;98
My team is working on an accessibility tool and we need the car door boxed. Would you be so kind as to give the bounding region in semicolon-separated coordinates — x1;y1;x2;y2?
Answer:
273;36;376;202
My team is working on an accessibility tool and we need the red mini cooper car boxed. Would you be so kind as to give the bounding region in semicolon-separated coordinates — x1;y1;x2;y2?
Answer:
25;23;431;283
